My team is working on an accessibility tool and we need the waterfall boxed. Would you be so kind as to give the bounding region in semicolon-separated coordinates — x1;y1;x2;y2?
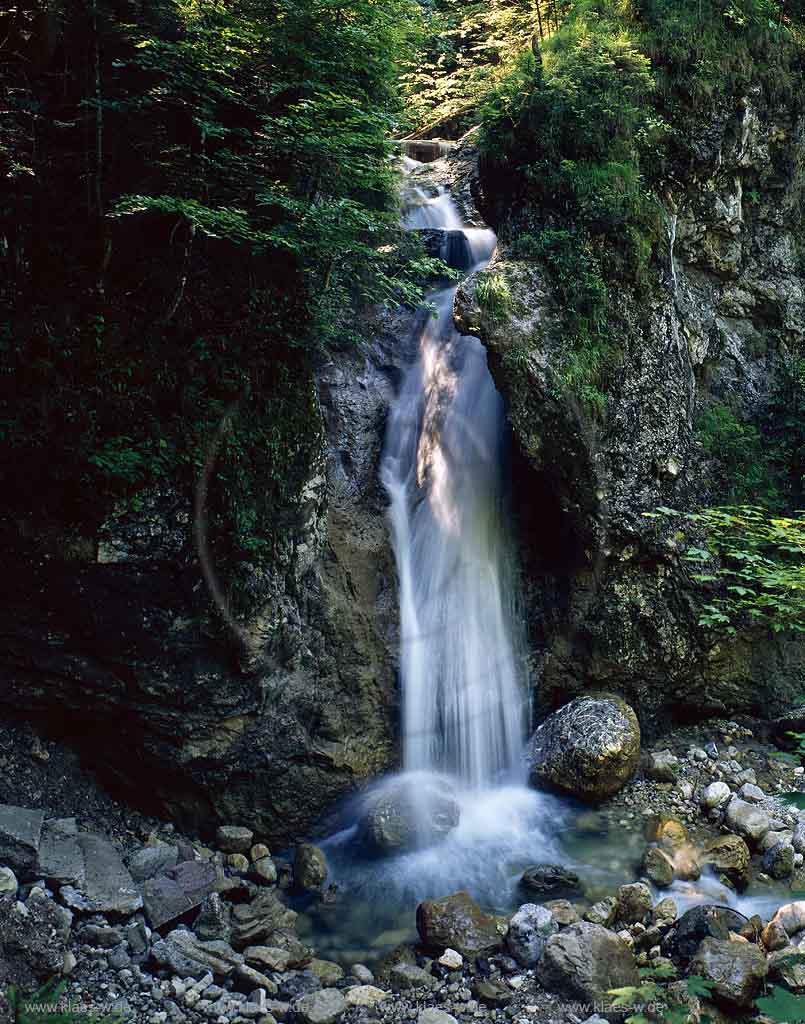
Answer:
381;174;527;789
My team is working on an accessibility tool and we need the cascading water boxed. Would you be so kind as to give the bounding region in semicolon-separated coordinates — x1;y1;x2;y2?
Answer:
294;159;783;966
382;182;526;789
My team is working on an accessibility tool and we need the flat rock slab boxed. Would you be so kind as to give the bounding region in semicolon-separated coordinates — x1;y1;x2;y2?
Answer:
37;818;85;887
143;860;217;929
60;834;142;916
151;928;243;979
128;844;179;884
0;804;45;873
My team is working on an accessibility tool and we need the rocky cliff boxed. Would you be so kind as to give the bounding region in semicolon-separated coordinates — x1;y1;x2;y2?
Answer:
455;92;805;731
0;313;423;847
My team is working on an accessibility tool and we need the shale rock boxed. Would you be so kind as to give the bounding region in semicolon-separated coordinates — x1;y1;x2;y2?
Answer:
60;833;142;916
0;804;44;873
216;826;254;854
231;889;297;949
37;818;85;887
690;938;767;1009
151;928;243;979
536;922;639;1004
127;844;179;883
528;695;641;802
360;776;460;854
416;891;502;957
143;860;218;929
390;963;436;991
505;903;557;966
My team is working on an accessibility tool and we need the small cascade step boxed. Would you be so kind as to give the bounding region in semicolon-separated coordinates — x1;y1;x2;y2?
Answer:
399;139;455;163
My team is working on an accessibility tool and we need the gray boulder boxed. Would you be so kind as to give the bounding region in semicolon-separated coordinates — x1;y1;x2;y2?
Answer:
724;798;770;846
143;860;218;929
762;840;795;880
216;826;254;854
646;749;679;782
616;883;652;925
703;835;751;890
389;963;435;991
690;937;767;1009
359;775;460;854
194;892;232;943
528;695;641;802
536;922;639;1004
665;905;748;965
292;988;346;1024
0;867;17;897
0;805;44;873
505;903;557;966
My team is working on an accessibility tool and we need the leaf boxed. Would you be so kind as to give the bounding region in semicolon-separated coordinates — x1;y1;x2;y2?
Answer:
687;975;716;998
755;985;805;1022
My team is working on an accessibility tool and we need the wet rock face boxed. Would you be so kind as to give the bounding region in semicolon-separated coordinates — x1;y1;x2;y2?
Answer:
460;97;805;732
528;695;641;802
0;311;415;847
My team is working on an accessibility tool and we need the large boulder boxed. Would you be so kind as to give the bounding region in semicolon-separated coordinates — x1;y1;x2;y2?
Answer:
359;775;460;854
505;904;557;966
690;938;767;1009
416;891;502;958
536;922;639;1004
703;835;751;890
231;889;297;950
528;695;641;802
664;905;748;966
724;798;770;846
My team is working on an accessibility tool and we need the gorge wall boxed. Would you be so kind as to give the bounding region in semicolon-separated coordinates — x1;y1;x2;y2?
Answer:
456;91;805;731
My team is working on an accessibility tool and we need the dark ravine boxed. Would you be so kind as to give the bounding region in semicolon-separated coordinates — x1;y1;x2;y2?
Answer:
2;103;805;842
0;307;425;848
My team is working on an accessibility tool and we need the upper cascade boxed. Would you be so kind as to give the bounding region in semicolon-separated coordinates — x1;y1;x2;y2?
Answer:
382;164;525;788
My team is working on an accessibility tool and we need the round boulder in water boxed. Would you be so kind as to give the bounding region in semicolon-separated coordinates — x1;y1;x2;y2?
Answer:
358;774;460;855
527;694;641;802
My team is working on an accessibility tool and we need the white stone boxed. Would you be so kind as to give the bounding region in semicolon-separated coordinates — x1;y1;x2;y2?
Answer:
344;985;389;1008
438;948;463;970
701;781;731;810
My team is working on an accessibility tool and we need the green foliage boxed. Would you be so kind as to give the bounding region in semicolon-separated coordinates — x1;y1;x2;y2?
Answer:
695;401;782;505
648;505;805;635
608;968;716;1024
0;0;432;574
476;273;513;320
475;0;805;410
4;978;119;1023
756;985;805;1022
